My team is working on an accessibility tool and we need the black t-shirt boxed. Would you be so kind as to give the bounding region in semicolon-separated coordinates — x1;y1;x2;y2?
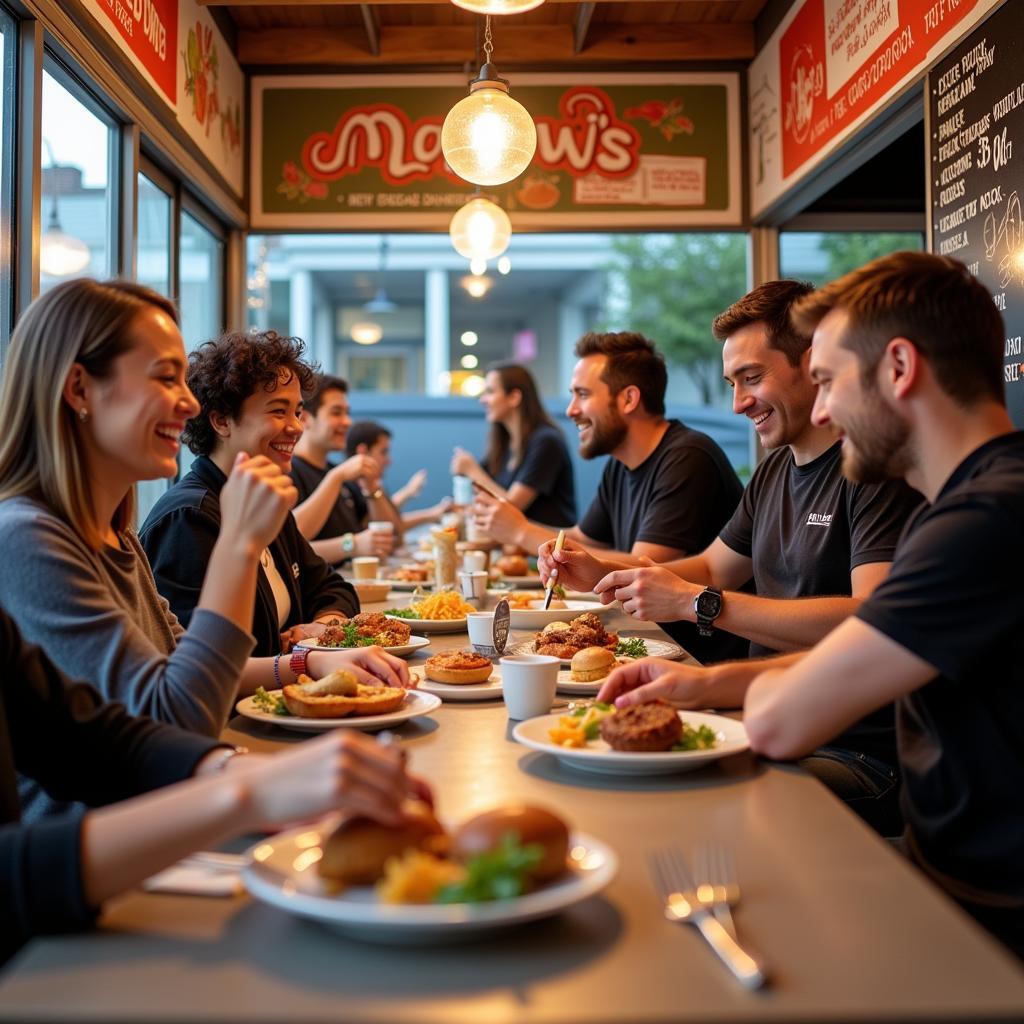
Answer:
577;420;744;554
856;432;1024;915
289;455;367;543
493;424;576;528
719;442;921;765
720;443;922;656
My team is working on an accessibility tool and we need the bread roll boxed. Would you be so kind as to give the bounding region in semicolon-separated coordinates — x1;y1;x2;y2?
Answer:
452;805;569;882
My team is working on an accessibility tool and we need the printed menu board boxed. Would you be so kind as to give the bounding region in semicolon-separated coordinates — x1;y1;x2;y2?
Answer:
928;0;1024;426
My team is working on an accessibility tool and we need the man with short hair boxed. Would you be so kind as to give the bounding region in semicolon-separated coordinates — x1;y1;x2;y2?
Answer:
474;331;743;564
289;375;393;565
548;281;920;833
740;252;1024;957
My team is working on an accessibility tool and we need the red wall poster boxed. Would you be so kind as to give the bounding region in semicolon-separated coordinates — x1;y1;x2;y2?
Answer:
90;0;178;104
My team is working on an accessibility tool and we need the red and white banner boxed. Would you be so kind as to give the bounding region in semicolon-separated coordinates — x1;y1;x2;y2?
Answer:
88;0;177;104
749;0;1004;218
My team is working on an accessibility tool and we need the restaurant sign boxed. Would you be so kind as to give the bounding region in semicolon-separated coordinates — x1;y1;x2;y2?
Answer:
749;0;1003;218
251;73;741;229
82;0;244;197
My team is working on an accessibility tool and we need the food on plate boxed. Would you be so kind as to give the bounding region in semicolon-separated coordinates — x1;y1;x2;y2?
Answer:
319;800;447;884
494;554;531;578
506;589;566;610
541;620;571;634
548;702;616;748
452;805;569;884
600;699;683;752
386;591;475;621
615;636;649;659
534;612;618;659
317;612;412;648
424;649;493;685
570;646;618;682
392;564;431;583
281;671;407;719
431;526;459;588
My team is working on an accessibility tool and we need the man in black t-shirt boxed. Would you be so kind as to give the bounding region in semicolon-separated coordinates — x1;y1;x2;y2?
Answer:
473;332;743;562
546;281;920;834
730;253;1023;958
289;375;394;566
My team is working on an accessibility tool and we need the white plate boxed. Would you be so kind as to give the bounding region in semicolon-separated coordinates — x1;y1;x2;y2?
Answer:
497;574;544;587
507;600;615;631
509;636;684;666
297;635;431;658
234;688;442;733
513;710;749;775
415;666;503;702
556;668;613;696
242;823;618;943
385;613;467;634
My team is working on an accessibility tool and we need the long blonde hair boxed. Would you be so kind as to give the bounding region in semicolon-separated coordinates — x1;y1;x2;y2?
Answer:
0;278;179;549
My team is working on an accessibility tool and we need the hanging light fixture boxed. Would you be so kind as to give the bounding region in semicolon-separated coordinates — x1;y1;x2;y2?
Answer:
350;322;384;346
451;0;546;13
441;16;537;187
39;142;91;278
461;274;493;299
349;238;396;345
449;196;511;261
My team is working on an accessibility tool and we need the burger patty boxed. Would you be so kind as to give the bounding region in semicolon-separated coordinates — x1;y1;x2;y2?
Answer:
600;700;682;752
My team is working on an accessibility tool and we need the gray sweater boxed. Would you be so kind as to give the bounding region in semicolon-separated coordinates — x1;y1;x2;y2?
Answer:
0;496;254;733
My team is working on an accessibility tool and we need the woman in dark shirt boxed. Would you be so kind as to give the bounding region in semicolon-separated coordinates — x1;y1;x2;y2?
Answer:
451;363;575;528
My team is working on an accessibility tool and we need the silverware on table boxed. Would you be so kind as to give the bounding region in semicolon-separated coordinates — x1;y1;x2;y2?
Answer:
695;841;740;940
648;847;768;990
542;529;566;610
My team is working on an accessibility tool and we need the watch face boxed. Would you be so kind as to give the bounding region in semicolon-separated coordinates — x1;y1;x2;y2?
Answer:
695;590;723;619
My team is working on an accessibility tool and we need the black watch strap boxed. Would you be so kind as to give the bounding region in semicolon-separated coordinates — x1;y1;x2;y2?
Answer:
694;586;723;637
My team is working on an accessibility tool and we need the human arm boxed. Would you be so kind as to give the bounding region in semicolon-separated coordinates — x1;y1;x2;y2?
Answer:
400;497;453;530
392;468;427;509
292;454;380;539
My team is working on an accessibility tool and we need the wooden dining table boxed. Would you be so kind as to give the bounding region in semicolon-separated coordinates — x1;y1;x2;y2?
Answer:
2;599;1022;1022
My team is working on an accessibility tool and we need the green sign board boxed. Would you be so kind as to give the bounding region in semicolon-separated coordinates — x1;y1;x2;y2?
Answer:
251;73;741;229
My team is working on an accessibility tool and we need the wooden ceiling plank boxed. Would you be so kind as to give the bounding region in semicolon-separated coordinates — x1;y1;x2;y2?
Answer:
573;1;596;53
359;3;381;54
237;21;753;64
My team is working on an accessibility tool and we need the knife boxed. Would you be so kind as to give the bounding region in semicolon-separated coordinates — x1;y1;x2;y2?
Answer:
543;529;566;610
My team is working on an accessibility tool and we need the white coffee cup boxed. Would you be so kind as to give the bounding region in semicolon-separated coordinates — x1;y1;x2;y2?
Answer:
466;611;496;652
458;570;488;602
368;520;394;536
463;549;487;573
351;556;380;580
499;654;559;719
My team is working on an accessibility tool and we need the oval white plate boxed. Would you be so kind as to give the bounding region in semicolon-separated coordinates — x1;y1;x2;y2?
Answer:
296;635;431;658
556;668;612;696
242;823;617;943
234;688;441;733
506;599;614;631
385;614;467;634
496;574;544;587
416;668;503;702
509;636;684;666
513;710;749;775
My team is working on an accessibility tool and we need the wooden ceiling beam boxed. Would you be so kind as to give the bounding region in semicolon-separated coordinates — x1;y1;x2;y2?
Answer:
573;2;595;54
237;22;753;64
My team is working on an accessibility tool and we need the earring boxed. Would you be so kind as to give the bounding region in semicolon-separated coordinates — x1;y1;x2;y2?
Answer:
78;407;89;423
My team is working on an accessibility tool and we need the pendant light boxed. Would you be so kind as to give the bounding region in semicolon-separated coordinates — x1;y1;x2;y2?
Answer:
349;238;397;345
449;195;511;261
451;0;545;13
39;142;90;278
441;16;537;187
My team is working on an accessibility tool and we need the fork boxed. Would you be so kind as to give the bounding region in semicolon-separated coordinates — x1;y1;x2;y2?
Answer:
649;847;767;990
695;841;739;940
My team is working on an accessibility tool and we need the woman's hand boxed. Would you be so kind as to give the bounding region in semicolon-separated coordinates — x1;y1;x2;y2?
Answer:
308;645;413;689
537;536;609;593
228;730;412;829
593;566;698;622
450;447;480;480
597;657;709;709
400;469;428;500
219;452;296;554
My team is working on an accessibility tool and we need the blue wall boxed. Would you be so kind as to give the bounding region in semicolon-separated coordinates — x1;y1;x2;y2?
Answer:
344;395;751;517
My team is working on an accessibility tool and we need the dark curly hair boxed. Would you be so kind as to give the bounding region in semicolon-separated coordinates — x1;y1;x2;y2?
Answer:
182;330;318;456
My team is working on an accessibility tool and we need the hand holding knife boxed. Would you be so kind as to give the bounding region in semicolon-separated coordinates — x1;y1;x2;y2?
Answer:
543;529;566;610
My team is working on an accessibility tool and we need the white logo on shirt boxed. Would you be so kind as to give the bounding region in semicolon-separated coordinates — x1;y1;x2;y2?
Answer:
292;562;300;579
806;512;833;527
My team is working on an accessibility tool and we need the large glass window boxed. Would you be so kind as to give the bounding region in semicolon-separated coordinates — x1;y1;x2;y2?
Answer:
780;231;924;285
0;8;16;348
137;173;172;297
179;207;223;349
39;66;116;291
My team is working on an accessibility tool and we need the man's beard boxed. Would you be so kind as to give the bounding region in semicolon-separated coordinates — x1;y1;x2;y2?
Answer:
840;393;911;484
578;408;628;459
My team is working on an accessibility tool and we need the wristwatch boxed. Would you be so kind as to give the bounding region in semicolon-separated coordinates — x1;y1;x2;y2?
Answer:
289;646;310;679
340;532;355;556
693;586;723;637
361;487;384;500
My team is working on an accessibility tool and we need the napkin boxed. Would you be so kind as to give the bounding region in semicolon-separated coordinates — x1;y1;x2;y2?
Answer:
142;852;246;897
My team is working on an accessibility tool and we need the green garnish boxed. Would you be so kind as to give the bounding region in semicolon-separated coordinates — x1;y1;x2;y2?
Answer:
672;723;718;751
320;622;379;647
615;637;649;659
253;686;291;716
436;832;543;904
552;583;566;599
384;607;422;620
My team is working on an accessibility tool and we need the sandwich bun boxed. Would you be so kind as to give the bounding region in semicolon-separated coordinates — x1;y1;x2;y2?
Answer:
319;800;446;884
495;554;530;577
424;650;493;685
453;805;569;883
570;646;618;682
541;620;571;634
282;672;407;718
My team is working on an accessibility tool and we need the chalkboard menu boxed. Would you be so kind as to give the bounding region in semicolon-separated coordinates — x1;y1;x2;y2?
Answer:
928;0;1024;426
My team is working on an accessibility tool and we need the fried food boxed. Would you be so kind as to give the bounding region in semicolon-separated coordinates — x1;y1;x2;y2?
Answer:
424;649;493;685
599;699;682;752
281;672;407;718
532;612;617;658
